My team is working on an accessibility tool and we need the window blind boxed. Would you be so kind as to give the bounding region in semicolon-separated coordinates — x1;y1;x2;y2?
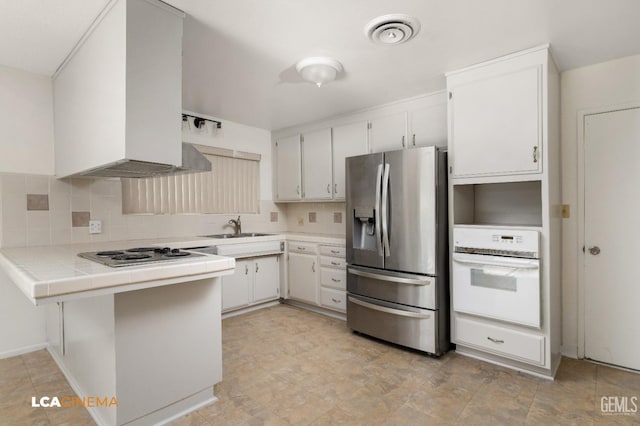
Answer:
122;147;260;214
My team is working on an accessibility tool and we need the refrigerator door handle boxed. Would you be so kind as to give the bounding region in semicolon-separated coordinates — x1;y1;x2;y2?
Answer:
381;163;391;257
348;267;432;286
348;296;432;319
375;164;383;256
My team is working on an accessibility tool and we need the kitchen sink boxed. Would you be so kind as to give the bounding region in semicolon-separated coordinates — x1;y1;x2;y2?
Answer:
203;233;273;239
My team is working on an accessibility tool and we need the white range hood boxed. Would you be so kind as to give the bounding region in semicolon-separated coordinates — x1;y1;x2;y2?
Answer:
53;0;210;178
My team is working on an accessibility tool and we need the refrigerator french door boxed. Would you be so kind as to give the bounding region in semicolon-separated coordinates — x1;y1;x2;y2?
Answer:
345;146;449;355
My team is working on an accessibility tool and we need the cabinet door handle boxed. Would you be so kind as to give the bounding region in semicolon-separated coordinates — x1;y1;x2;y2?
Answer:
312;261;315;273
245;264;248;275
412;134;416;146
533;146;538;163
334;183;338;193
487;336;504;344
296;185;300;195
255;263;259;273
297;246;305;251
327;184;331;193
401;135;405;147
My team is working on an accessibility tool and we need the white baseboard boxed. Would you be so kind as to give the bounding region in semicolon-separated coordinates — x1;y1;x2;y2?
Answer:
0;342;47;359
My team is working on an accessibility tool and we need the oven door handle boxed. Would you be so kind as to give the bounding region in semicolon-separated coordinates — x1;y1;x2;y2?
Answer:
452;254;539;269
348;296;432;319
348;267;432;286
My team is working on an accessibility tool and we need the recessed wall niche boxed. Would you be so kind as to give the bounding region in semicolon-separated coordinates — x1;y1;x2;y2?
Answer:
453;181;542;227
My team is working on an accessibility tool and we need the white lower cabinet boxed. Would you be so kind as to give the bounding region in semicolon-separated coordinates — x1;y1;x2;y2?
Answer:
318;244;347;313
253;256;280;303
287;251;318;305
320;287;346;311
222;259;252;311
455;315;545;366
286;241;346;313
222;255;280;312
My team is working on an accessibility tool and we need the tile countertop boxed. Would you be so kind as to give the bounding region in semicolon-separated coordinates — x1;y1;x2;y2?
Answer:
0;233;345;305
0;237;236;305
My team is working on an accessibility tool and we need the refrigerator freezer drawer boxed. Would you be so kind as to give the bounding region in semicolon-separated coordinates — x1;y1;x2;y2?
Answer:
347;295;437;355
347;266;437;310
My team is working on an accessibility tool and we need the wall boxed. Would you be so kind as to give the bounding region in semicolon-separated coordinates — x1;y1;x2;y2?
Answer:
0;66;51;357
0;65;54;175
560;53;640;357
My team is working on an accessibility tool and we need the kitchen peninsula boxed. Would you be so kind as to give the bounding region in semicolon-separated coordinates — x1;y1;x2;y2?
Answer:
0;238;235;426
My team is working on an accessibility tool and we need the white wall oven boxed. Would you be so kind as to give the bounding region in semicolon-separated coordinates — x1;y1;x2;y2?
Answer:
452;226;540;328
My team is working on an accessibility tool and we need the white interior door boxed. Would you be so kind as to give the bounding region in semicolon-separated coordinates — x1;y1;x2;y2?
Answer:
584;107;640;371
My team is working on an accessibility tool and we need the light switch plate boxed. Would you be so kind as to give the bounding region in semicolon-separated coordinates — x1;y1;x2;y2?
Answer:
89;220;102;234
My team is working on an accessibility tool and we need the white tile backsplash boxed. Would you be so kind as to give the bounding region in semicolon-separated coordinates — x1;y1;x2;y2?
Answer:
285;202;345;235
0;173;340;248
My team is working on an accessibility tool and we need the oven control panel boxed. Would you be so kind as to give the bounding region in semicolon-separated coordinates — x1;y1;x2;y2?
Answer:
453;226;539;258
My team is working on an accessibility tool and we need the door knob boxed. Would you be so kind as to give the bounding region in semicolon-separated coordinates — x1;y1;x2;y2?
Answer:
588;246;601;255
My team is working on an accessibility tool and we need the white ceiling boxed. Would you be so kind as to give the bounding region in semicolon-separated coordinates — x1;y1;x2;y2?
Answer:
2;0;640;130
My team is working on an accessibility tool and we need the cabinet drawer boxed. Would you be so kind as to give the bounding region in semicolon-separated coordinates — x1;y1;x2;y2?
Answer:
455;316;545;366
320;256;346;269
319;245;345;258
288;242;317;254
320;268;346;290
320;287;346;312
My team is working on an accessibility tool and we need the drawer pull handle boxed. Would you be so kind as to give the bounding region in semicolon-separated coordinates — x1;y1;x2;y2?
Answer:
331;298;342;303
297;247;305;251
331;261;340;266
331;278;341;282
487;337;504;344
330;250;340;254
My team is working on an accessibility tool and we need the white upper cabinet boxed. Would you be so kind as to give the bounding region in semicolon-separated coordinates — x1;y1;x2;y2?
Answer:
369;111;407;153
447;49;547;179
409;103;448;148
302;128;333;200
54;0;184;178
272;93;446;201
275;134;302;201
332;121;369;199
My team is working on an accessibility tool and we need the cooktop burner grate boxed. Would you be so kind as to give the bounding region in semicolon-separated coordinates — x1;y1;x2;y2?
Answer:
78;247;205;267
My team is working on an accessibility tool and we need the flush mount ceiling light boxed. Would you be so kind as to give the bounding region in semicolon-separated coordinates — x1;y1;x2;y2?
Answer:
296;57;343;87
365;14;421;45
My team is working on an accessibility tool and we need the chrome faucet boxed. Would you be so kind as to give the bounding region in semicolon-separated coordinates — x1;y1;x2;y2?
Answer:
228;216;242;235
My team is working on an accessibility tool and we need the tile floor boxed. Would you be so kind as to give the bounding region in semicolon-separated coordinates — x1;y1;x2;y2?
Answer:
1;304;639;425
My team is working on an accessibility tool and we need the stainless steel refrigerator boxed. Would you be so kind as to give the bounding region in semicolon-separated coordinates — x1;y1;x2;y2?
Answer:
346;146;449;355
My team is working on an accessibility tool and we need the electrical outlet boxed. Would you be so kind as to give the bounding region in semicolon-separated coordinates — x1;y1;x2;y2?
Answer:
89;220;102;234
297;217;304;225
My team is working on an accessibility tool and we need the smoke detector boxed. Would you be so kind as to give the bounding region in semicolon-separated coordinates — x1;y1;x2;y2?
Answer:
365;14;421;45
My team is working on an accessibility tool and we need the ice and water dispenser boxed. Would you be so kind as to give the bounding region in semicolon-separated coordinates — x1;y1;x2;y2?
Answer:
352;207;378;251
